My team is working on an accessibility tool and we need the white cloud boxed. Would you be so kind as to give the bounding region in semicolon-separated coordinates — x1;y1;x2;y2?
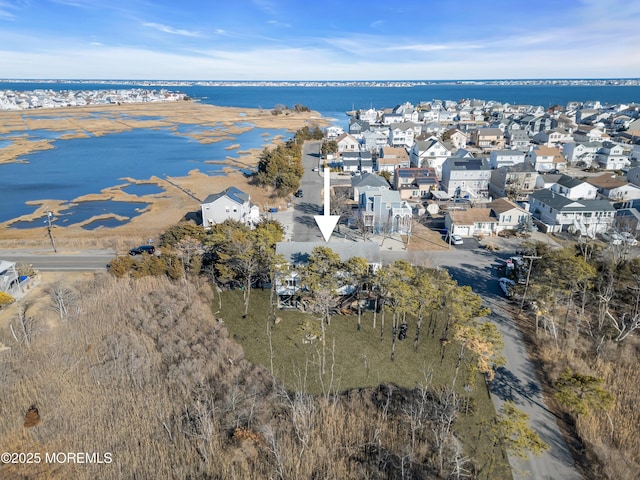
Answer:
143;22;203;38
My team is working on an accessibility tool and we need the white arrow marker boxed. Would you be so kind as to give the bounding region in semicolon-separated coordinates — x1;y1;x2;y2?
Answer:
313;168;340;242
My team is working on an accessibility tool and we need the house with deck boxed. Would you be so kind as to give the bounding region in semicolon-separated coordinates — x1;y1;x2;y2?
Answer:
200;187;260;229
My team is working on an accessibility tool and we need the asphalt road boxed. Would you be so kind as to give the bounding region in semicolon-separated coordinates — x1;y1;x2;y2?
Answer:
291;140;326;242
0;250;114;271
427;248;582;480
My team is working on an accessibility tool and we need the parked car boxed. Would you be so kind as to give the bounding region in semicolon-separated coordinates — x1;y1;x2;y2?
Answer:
620;231;638;246
129;245;155;256
294;189;303;198
499;277;516;297
601;231;623;246
312;167;319;172
446;233;464;245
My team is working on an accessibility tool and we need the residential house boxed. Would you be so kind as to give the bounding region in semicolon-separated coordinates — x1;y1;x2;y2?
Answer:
489;149;526;169
273;241;382;307
519;114;554;135
627;166;640;187
595;141;630;170
336;133;361;153
381;110;404;125
351;172;390;201
471;127;505;148
200;187;260;228
573;126;608;143
444;208;497;237
562;141;600;167
389;122;416;148
441;157;491;198
505;129;532;150
393;167;439;200
549;174;598;200
360;153;374;174
487;197;532;233
443;128;468;149
325;125;344;140
348;119;369;136
0;260;19;295
525;145;567;172
342;152;361;173
409;137;452;174
528;189;615;235
361;130;389;152
489;163;538;202
532;128;574;147
378;146;410;173
358;187;412;234
587;173;640;201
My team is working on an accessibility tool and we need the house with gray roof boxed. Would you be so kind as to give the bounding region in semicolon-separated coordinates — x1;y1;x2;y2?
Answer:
489;149;526;169
440;157;491;199
351;172;390;201
549;174;598;200
358;187;412;234
528;189;615;234
200;187;259;228
489;163;538;202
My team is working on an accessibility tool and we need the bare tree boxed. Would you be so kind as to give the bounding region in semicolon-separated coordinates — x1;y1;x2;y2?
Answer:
48;281;76;324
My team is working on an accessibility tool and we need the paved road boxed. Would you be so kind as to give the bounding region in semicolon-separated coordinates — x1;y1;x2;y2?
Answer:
291;140;327;242
427;248;582;480
0;250;114;271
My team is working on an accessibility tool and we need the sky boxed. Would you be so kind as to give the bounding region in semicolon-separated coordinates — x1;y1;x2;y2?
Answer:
1;0;639;81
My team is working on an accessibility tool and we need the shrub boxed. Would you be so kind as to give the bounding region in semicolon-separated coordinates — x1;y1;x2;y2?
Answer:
0;291;15;307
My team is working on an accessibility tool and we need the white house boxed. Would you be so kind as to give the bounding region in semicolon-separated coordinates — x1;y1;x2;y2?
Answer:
562;142;600;167
595;142;630;170
487;198;532;233
335;133;361;153
489;150;526;169
444;208;497;238
410;137;452;174
528;189;615;235
388;122;416;148
201;187;260;228
0;260;19;295
549;174;598;200
587;173;640;201
377;146;410;173
440;157;492;199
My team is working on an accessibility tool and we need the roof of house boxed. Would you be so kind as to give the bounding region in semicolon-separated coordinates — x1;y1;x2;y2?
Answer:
530;189;615;211
556;174;588;189
275;241;381;265
476;127;503;136
487;197;527;215
447;208;496;224
532;145;562;157
444;158;490;170
351;172;390;189
202;186;249;205
381;146;409;158
587;173;629;189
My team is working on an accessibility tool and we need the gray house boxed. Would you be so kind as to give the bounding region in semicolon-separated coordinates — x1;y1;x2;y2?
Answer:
358;187;412;234
441;157;491;199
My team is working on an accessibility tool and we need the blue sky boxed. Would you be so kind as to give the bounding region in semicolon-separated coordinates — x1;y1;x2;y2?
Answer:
1;0;639;80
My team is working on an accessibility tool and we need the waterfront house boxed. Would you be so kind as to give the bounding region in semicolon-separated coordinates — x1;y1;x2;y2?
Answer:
200;187;259;229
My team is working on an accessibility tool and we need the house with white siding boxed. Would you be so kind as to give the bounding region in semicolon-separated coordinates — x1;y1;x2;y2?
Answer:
409;137;452;174
587;173;640;201
201;187;260;229
549;174;598;200
489;150;526;169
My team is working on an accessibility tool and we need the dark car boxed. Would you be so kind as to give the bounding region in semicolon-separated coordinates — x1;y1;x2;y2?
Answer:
129;245;155;256
294;189;303;198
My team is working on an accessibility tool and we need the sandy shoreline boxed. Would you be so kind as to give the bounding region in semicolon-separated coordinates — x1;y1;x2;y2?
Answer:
0;101;328;249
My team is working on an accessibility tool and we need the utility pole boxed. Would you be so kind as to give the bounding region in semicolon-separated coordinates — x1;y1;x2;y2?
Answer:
45;208;57;252
520;254;541;311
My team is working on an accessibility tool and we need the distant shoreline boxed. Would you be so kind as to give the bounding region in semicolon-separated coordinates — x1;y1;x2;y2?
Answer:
1;78;640;88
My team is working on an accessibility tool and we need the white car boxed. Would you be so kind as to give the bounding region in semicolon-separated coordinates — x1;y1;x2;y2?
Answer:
620;232;638;246
601;231;623;246
446;233;464;245
499;277;516;297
